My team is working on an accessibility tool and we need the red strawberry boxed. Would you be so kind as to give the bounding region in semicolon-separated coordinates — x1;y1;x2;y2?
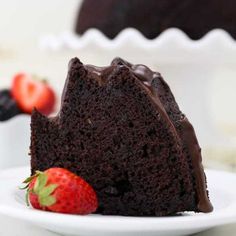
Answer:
22;168;98;215
11;73;56;115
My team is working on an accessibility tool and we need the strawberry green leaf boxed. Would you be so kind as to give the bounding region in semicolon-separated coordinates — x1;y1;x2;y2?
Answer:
22;171;40;184
19;184;29;190
35;170;45;177
33;172;47;194
39;195;56;207
39;184;58;197
22;175;35;184
20;170;48;207
25;190;30;206
21;171;42;191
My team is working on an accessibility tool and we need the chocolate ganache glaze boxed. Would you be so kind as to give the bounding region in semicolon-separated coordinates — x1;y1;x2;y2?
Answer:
80;58;213;212
179;118;213;212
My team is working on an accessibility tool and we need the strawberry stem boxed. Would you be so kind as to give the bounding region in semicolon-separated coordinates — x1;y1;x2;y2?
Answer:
21;170;58;208
31;74;48;84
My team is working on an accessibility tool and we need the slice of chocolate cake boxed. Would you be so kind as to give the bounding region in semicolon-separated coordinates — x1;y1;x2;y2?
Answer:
30;58;213;216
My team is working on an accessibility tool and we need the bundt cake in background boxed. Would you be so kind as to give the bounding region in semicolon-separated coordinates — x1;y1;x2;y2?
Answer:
30;57;213;216
75;0;236;39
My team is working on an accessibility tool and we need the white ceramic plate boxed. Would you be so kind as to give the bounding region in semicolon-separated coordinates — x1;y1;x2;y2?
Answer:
0;166;236;236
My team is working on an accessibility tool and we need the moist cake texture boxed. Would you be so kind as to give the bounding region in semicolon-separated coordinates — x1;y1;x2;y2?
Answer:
30;57;213;216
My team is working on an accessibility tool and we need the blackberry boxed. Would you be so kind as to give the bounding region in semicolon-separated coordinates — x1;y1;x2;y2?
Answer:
0;89;21;121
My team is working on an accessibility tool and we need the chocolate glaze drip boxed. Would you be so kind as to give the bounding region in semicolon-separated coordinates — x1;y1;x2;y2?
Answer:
179;117;213;212
85;65;116;86
111;57;160;88
68;57;213;212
